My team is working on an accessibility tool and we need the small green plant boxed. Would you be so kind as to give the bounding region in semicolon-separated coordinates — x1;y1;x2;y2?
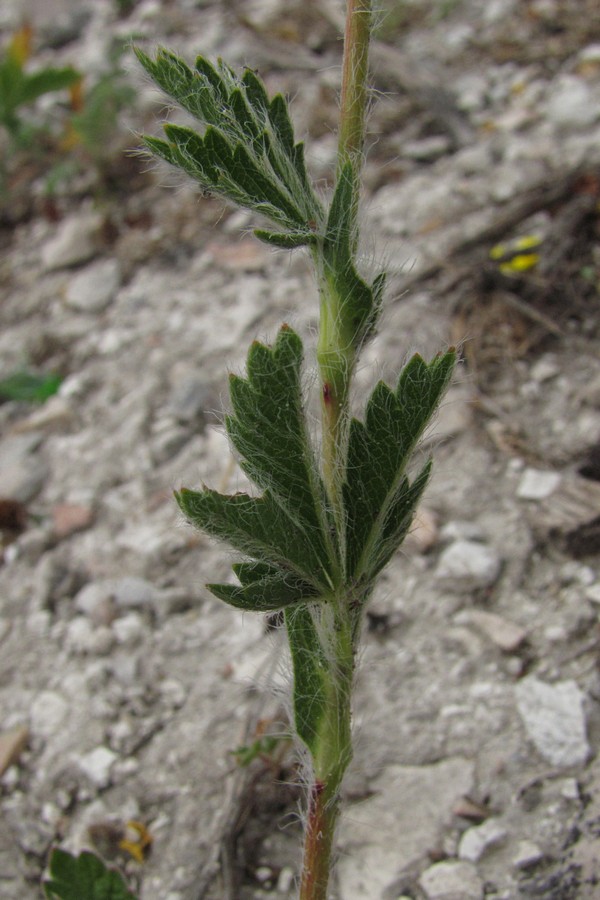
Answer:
43;848;136;900
0;26;80;145
0;369;62;403
133;2;456;896
44;4;455;898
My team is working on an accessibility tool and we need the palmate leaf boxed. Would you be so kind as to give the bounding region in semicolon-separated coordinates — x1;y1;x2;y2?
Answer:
176;487;330;595
226;326;329;539
176;326;337;611
135;46;323;240
344;349;456;583
43;849;136;900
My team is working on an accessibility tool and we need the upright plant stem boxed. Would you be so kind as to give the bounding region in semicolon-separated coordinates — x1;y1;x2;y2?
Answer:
302;3;373;898
316;0;372;534
337;0;372;174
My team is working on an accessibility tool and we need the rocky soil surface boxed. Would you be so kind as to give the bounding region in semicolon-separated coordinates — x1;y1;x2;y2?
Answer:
1;1;600;898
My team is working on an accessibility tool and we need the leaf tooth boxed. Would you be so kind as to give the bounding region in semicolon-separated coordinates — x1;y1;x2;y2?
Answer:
194;54;226;102
242;67;270;115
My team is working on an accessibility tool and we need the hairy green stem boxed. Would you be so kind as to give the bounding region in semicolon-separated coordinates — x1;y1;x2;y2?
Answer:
337;0;372;174
316;0;372;541
306;13;373;884
299;604;354;900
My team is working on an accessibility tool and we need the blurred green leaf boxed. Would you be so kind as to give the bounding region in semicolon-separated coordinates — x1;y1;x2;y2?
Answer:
0;370;62;403
43;849;137;900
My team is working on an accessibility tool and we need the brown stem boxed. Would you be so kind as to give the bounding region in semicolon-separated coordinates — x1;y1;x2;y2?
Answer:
299;781;339;900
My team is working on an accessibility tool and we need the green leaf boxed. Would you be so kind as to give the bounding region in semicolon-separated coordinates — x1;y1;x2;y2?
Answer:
285;605;329;756
208;561;320;611
253;228;317;249
226;327;331;553
344;349;456;581
176;326;340;609
136;46;324;237
176;486;331;593
231;733;284;767
43;849;136;900
323;162;384;348
241;67;270;115
268;94;295;154
0;370;62;403
19;67;80;106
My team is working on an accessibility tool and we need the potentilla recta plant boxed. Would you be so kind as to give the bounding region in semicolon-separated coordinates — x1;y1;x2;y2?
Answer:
135;3;455;897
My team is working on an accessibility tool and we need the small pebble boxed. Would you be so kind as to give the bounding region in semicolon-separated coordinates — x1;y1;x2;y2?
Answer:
277;867;295;893
76;746;118;789
456;609;526;652
515;677;590;767
52;503;94;539
65;617;115;656
0;726;29;777
512;840;544;870
458;817;507;862
419;859;483;900
42;212;102;270
435;539;502;591
112;612;144;645
65;258;121;313
517;468;561;500
30;691;69;739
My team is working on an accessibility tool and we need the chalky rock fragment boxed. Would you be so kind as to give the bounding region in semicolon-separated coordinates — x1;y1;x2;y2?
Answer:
76;746;118;789
512;840;544;870
458;817;507;862
30;691;69;739
515;677;590;767
517;468;561;500
435;539;501;591
41;212;102;270
0;726;29;777
419;859;484;900
456;609;526;652
545;74;599;129
65;258;121;313
0;433;47;503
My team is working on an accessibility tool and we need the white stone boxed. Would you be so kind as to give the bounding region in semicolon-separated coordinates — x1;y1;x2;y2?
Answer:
456;609;526;652
419;859;484;899
560;777;580;801
41;212;102;270
585;583;600;605
512;840;544;870
435;540;501;591
276;867;295;893
110;576;159;610
517;468;561;500
578;43;600;65
458;818;508;862
545;75;599;129
30;690;69;738
65;258;121;313
65;617;115;656
76;746;118;788
0;432;47;503
530;355;560;383
112;613;144;645
515;677;590;767
337;758;474;899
